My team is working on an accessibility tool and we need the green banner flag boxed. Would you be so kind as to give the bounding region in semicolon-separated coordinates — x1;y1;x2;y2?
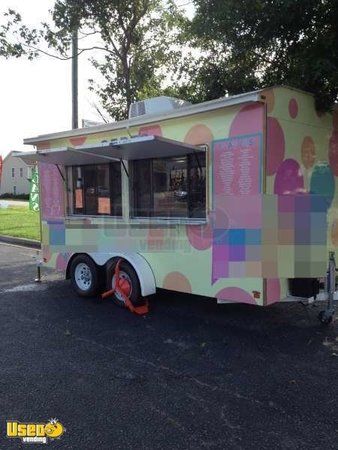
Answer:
29;167;40;212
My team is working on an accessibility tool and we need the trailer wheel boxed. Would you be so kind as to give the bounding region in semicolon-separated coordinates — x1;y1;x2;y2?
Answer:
318;309;335;325
106;259;143;308
70;255;100;297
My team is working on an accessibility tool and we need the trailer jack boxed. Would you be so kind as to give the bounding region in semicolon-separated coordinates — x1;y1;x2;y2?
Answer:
33;251;42;283
101;259;149;316
318;252;336;325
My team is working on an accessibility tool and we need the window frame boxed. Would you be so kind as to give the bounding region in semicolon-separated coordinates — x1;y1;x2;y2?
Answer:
67;162;123;218
130;148;208;221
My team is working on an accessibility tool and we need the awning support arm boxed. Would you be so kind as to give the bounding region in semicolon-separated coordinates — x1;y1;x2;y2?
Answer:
192;145;207;172
193;150;202;172
56;164;66;183
120;158;129;178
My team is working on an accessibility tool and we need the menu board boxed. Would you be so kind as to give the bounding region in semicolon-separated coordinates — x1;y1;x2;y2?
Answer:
211;133;263;284
214;134;262;195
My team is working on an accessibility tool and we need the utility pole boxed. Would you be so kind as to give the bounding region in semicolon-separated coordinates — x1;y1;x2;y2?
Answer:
72;29;78;129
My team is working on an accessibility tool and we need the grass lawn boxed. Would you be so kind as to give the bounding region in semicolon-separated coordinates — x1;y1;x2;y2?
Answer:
0;207;40;240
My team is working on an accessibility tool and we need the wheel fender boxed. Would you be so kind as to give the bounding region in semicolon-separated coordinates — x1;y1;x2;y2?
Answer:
87;252;156;297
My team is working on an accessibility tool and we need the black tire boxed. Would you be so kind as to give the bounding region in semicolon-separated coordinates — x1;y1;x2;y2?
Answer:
70;255;100;297
318;310;334;325
106;259;143;308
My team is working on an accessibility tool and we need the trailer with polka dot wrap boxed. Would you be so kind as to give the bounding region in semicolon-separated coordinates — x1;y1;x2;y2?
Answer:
20;86;338;308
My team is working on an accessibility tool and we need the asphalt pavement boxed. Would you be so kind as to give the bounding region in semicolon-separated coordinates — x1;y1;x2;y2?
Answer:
0;242;337;449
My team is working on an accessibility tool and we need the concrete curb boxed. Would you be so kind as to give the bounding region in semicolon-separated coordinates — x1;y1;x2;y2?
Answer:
0;235;40;249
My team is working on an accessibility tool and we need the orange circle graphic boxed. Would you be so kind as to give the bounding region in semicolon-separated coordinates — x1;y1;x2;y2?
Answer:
301;136;316;169
184;124;213;146
163;272;192;293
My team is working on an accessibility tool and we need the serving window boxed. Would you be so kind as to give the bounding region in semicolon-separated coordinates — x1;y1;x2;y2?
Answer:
131;152;206;219
71;163;122;216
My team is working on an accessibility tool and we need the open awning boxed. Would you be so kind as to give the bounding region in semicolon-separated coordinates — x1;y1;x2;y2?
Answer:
75;135;202;160
16;135;203;166
15;146;120;166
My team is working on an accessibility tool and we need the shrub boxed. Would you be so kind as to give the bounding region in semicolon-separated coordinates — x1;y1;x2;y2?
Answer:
0;193;29;200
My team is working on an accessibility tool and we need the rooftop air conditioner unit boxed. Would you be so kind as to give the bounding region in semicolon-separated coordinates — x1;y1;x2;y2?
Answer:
129;96;191;119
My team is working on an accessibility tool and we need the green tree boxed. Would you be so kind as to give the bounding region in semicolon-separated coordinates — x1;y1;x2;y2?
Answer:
186;0;338;111
0;9;39;59
1;1;184;120
52;0;184;119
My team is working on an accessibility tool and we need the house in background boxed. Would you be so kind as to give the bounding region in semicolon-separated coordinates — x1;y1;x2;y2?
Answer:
0;151;33;196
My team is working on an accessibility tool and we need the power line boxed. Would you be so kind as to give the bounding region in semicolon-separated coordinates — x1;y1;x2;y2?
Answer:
175;1;193;8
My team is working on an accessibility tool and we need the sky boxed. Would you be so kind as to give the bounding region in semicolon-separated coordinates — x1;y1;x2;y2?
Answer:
0;0;195;158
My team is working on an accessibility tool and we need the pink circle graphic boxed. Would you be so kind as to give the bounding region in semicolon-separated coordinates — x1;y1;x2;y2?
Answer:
56;253;71;271
69;136;87;146
329;131;338;176
274;159;305;195
266;117;286;175
139;125;162;137
229;103;264;137
288;98;298;119
186;223;213;251
147;228;165;250
163;272;192;293
37;141;50;150
266;279;281;305
42;246;52;263
215;287;256;305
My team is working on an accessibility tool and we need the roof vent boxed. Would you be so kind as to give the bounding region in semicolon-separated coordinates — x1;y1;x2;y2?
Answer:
129;96;191;119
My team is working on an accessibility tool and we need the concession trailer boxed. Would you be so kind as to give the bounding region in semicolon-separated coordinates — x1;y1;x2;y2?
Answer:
18;86;338;321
